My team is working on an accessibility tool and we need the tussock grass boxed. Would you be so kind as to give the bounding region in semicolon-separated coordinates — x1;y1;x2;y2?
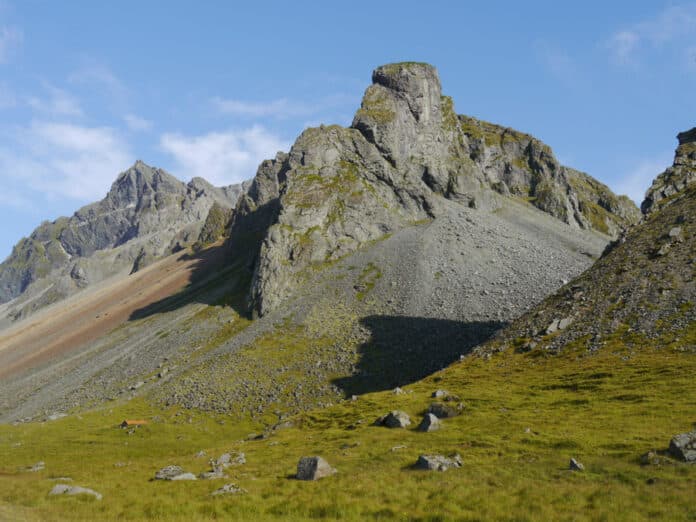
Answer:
2;339;696;520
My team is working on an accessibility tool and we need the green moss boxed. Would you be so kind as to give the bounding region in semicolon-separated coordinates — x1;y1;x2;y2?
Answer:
440;95;458;132
355;87;395;125
355;262;382;301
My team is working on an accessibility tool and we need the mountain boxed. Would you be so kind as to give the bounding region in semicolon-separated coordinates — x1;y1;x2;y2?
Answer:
0;127;693;521
230;62;639;317
0;62;638;424
0;161;246;325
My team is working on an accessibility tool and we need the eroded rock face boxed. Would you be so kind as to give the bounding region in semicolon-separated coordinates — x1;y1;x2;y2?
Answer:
643;128;696;214
233;62;639;317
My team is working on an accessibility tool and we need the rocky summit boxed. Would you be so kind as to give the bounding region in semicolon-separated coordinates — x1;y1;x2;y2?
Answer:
0;161;245;326
230;62;638;317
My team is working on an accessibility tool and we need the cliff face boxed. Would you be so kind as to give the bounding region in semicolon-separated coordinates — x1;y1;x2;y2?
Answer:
0;161;244;320
642;128;696;214
229;62;639;317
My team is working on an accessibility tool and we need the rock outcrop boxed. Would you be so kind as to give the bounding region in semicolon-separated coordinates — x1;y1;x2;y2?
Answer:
642;128;696;214
0;161;244;322
485;127;696;355
229;62;639;317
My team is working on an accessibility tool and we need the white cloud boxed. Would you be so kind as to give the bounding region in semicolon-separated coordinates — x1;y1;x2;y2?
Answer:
160;126;289;186
123;113;153;132
68;63;128;100
0;25;21;64
0;122;132;201
608;31;640;64
614;155;672;205
27;85;83;117
607;5;696;65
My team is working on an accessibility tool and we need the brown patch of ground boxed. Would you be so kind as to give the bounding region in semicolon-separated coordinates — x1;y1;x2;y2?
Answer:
0;245;226;380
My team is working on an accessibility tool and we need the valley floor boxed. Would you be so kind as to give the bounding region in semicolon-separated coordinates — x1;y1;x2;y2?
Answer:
1;334;695;521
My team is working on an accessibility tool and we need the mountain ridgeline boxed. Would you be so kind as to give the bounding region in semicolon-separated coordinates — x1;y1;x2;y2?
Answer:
0;162;245;323
0;62;639;326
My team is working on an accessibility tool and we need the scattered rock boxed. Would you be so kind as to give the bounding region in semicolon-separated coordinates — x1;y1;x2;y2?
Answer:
375;410;411;428
640;450;671;466
668;431;696;462
212;483;247;496
569;458;585;471
49;484;102;500
296;456;336;480
171;473;197;481
414;454;462;471
431;390;448;398
199;470;227;480
28;461;45;472
154;465;196;481
393;387;404;395
668;226;683;242
546;317;573;335
417;413;441;432
427;402;463;419
195;451;207;458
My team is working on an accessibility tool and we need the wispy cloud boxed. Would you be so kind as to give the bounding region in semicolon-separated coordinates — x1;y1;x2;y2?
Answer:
0;25;21;64
68;63;128;99
614;155;673;205
160;126;289;186
0;122;132;201
0;82;14;109
212;93;355;121
27;85;83;117
123;113;153;132
535;41;578;84
607;4;696;66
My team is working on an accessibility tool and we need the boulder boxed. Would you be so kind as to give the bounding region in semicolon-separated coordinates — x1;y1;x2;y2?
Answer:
212;483;247;496
414;454;462;471
49;484;102;500
154;465;196;481
669;431;696;462
28;461;45;472
375;410;411;428
296;456;336;480
417;413;441;432
427;402;464;419
569;458;585;471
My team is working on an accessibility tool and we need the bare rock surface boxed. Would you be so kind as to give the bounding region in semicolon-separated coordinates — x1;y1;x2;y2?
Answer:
296;456;336;480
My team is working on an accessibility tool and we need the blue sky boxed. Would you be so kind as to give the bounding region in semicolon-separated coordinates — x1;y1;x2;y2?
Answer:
0;1;695;259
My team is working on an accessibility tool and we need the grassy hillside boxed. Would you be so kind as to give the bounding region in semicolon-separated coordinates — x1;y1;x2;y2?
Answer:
1;328;695;521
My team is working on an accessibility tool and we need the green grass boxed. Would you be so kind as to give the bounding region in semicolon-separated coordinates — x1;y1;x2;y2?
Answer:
2;337;696;521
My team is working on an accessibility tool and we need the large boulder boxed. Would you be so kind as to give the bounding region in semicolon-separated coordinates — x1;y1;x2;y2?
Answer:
296;456;336;480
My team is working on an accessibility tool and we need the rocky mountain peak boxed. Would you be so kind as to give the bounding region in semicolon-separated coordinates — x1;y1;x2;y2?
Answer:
642;127;696;214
